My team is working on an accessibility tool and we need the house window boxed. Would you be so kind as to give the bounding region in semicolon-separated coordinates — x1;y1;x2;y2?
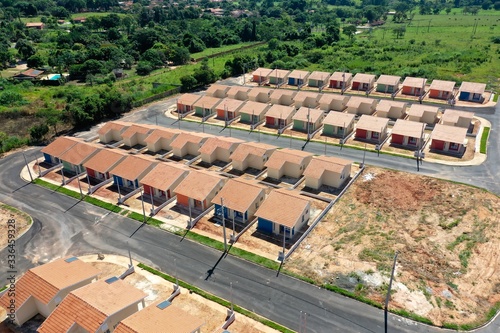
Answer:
449;142;460;151
371;132;379;140
408;137;417;145
472;93;481;101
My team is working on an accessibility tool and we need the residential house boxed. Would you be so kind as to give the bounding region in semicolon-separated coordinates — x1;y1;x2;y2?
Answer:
109;155;157;189
293;91;321;109
430;124;468;154
177;94;202;114
239;100;271;124
140;163;189;200
170;132;212;158
41;136;81;164
268;69;291;86
98;121;130;144
375;100;408;119
83;149;127;181
329;72;353;89
226;86;251;101
26;22;44;29
264;148;313;180
114;300;205;333
265;104;296;128
12;69;44;81
38;278;147;333
143;128;181;153
318;94;349;112
287;70;310;87
252;67;273;84
303;156;352;189
198;136;244;164
351;73;376;91
375;75;401;93
174;170;226;211
121;124;154;148
440;109;474;129
458;82;486;103
255;189;310;238
355;115;389;142
406;104;439;125
0;257;100;326
230;142;277;171
401;77;426;96
429;80;456;100
205;84;231;98
72;17;86;23
59;142;101;174
345;96;377;115
292;107;324;133
215;98;245;120
308;71;331;88
193;95;222;117
212;178;266;223
247;87;273;103
391;119;426;148
269;89;297;106
322;112;355;137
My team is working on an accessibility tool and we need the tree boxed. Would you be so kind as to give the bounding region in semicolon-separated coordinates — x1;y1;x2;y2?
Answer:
38;108;62;135
168;45;190;65
193;58;217;86
29;123;49;143
136;61;153;75
15;39;36;60
325;23;340;44
343;25;357;40
180;75;197;92
393;25;406;39
27;53;46;68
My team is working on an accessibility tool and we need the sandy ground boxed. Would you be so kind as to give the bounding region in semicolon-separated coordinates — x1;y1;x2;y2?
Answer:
0;203;32;249
285;166;500;327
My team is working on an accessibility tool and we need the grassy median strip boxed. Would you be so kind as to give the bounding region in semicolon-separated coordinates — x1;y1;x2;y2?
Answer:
0;285;7;292
137;263;294;333
480;127;490;154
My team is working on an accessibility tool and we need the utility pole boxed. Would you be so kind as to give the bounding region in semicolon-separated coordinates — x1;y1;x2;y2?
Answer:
22;150;33;182
307;108;311;140
202;104;205;133
150;191;155;215
221;198;228;251
341;121;346;150
61;167;65;184
140;188;146;223
76;174;84;199
384;252;399;333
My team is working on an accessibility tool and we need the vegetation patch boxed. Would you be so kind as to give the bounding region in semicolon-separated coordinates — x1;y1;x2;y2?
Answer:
480;127;490;154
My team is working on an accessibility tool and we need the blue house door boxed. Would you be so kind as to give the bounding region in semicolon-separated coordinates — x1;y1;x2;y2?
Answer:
459;91;470;101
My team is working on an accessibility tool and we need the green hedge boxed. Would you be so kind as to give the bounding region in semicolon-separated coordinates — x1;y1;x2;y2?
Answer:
480;127;490;154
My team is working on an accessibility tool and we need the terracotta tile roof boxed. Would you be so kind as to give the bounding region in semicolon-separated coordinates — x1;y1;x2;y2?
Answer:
330;72;352;81
459;81;486;94
41;136;81;158
212;178;266;213
26;22;44;27
248;87;274;98
115;300;205;333
109;155;156;181
293;91;320;103
318;94;349;104
193;95;221;109
97;121;130;135
308;71;330;81
17;68;44;77
269;89;296;100
431;124;468;144
230;142;277;162
391;119;426;138
441;109;474;123
216;98;245;111
376;75;401;86
140;163;189;191
268;69;291;79
121;124;154;139
174;170;225;201
402;76;426;88
255;189;310;228
292;107;324;123
356;115;389;132
346;96;376;108
323;112;355;127
239;101;270;117
429;80;455;91
352;73;376;83
143;128;182;145
376;100;407;112
198;136;244;155
170;132;212;150
83;149;127;174
407;104;439;117
303;155;351;178
287;70;310;80
59;142;100;166
227;86;251;98
265;148;313;170
252;67;273;77
206;84;230;96
177;93;202;106
265;104;295;119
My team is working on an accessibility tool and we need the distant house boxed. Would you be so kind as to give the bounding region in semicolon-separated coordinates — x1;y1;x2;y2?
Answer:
287;70;310;86
375;100;407;119
198;136;244;164
265;104;296;128
143;128;181;153
430;124;468;154
72;17;87;23
375;75;401;93
177;93;202;114
38;278;147;333
322;112;355;138
215;97;245;120
329;72;353;89
247;87;273;103
226;86;251;101
355;115;389;142
114;300;205;333
230;142;277;172
193;95;222;117
401;77;426;96
239;100;271;124
345;96;377;115
351;73;376;91
292;107;324;133
265;148;313;180
308;71;331;88
406;104;439;125
121;124;154;148
0;257;99;326
458;82;486;103
318;94;349;112
140;163;189;200
255;189;310;238
391;119;426;148
25;22;44;29
268;69;291;85
84;149;127;181
429;80;456;100
303;156;352;189
12;68;44;81
174;170;226;211
170;132;212;158
212;178;267;223
205;84;231;98
109;155;157;190
440;109;474;129
98;120;130;144
269;89;297;106
59;142;100;174
293;91;320;109
252;67;273;84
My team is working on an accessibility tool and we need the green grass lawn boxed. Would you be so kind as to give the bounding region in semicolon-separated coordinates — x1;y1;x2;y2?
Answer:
190;42;264;59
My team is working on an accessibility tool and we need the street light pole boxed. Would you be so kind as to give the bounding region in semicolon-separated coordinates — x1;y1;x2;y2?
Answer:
384;251;399;333
22;151;33;182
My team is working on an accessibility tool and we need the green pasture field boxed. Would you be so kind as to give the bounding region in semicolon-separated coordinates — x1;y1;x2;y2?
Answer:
190;41;263;59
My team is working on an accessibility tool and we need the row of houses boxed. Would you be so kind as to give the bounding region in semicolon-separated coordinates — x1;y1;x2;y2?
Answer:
250;68;487;103
0;257;206;332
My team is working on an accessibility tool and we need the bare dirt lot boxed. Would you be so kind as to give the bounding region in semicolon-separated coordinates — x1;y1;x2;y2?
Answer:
0;203;32;249
285;167;500;327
